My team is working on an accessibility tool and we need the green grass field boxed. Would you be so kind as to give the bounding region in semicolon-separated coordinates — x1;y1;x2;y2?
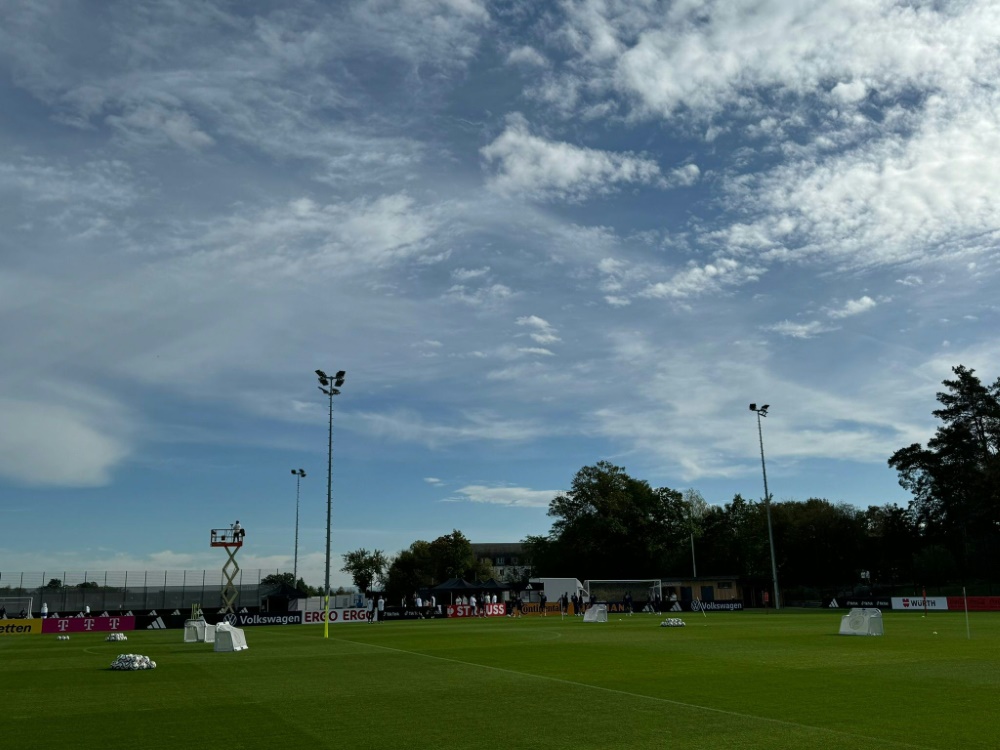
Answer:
2;610;998;749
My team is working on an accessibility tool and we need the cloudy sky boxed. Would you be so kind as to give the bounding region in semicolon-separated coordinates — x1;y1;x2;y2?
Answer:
2;0;998;589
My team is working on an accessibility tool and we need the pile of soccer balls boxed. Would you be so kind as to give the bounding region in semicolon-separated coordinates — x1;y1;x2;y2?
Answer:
660;618;686;627
110;654;156;671
56;635;70;641
106;632;128;642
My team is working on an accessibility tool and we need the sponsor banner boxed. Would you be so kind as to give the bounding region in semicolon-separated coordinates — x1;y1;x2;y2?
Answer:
892;596;949;611
221;611;302;627
303;608;369;624
824;598;891;609
0;619;43;636
137;613;189;630
378;608;447;621
446;602;508;618
42;616;135;634
947;596;1000;612
689;601;743;612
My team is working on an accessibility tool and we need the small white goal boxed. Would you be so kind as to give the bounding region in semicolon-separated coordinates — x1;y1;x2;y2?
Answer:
583;604;608;623
839;608;884;636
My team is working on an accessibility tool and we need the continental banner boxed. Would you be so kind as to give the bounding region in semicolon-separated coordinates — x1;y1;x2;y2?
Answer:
41;616;135;634
0;619;43;636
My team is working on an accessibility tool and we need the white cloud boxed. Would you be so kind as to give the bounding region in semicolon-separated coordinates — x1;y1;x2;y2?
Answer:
448;484;559;508
641;258;764;300
481;114;661;201
0;398;130;487
506;46;547;68
764;320;836;339
445;283;515;307
516;315;561;344
829;295;877;319
452;266;491;281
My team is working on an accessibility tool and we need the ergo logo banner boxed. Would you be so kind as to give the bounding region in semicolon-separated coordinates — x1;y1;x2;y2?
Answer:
303;608;368;624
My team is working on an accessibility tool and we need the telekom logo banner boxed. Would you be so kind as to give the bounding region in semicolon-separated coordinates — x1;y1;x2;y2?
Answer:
41;616;136;633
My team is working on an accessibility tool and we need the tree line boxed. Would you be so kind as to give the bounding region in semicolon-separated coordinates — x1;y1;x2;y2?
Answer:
277;365;999;598
527;365;1000;595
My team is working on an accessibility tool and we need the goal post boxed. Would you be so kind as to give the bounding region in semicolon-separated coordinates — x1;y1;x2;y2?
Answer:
0;596;34;618
583;604;608;623
584;580;662;612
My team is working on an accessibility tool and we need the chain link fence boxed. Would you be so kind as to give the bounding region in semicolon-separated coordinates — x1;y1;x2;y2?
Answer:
0;569;283;613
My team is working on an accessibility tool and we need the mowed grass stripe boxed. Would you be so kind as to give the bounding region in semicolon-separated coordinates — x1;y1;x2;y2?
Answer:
328;628;936;750
2;611;998;749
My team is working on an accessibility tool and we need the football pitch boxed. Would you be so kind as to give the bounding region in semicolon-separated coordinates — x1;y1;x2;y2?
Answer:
2;610;998;749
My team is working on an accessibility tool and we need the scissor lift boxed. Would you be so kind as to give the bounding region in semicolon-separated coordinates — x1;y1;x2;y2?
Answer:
211;525;243;614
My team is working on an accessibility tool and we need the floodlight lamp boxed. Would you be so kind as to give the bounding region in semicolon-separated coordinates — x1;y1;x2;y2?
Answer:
750;403;757;411
762;404;770;411
335;370;346;379
334;378;345;387
330;387;340;396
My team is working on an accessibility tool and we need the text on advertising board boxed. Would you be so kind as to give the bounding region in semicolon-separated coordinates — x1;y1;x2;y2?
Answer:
303;608;368;624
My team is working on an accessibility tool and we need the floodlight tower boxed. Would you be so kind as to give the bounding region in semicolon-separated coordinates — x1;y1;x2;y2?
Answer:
750;403;781;610
316;368;346;639
291;469;306;586
210;521;245;614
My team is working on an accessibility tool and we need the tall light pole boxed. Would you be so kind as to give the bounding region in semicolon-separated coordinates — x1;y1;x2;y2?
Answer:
750;403;781;610
290;469;306;587
317;369;346;639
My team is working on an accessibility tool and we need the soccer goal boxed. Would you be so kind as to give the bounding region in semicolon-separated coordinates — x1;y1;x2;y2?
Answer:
0;596;33;618
584;580;662;611
839;608;884;636
583;604;608;623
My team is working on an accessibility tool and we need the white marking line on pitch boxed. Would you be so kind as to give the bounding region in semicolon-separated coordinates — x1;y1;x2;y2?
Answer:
333;637;938;750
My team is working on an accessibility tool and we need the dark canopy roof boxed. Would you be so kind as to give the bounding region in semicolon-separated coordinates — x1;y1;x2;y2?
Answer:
431;577;479;591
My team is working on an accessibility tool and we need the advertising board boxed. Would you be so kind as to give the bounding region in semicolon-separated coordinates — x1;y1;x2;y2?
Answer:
302;608;369;624
891;597;949;611
0;619;42;636
446;602;507;618
41;616;135;633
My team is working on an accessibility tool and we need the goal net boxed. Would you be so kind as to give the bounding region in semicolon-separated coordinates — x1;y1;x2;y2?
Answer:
0;596;33;618
584;580;662;612
839;608;884;636
583;604;608;623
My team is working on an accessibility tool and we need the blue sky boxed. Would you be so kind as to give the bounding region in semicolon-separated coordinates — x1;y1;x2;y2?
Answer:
2;0;999;589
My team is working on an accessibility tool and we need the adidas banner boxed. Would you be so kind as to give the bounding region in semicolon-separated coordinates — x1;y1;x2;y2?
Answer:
824;597;892;609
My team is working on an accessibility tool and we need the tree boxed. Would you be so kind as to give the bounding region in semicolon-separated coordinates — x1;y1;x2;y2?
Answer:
530;461;689;580
383;531;494;601
340;549;388;593
260;572;313;593
889;365;1000;576
45;578;62;589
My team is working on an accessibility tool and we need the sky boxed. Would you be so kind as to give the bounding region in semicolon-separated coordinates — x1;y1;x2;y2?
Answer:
2;0;999;590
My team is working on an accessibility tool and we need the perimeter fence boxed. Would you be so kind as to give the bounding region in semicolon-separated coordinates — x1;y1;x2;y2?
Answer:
0;569;285;613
